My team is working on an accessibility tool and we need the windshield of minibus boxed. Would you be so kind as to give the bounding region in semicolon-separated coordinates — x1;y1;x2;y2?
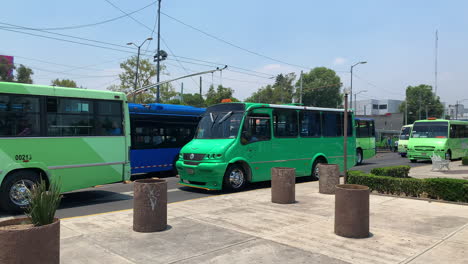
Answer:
411;122;448;138
195;111;243;139
399;126;411;140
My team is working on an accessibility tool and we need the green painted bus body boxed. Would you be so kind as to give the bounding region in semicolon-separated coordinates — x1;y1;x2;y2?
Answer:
355;119;376;162
397;124;413;156
356;137;376;160
0;82;131;193
407;119;468;161
176;103;356;190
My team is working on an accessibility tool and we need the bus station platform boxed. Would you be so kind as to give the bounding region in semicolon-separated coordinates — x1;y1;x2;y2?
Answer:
409;160;468;180
56;180;468;264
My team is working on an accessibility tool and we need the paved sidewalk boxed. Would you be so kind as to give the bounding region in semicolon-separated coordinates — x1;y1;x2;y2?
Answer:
58;181;468;264
409;160;468;180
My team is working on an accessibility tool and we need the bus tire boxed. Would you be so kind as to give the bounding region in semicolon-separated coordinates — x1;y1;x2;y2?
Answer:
356;149;363;165
223;164;247;192
410;159;417;163
400;153;407;158
0;170;40;212
312;157;327;180
446;150;452;161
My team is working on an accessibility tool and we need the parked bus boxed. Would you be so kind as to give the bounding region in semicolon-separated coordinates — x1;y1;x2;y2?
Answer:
397;124;413;157
407;119;468;162
355;118;376;165
129;103;204;175
176;102;356;191
0;82;131;211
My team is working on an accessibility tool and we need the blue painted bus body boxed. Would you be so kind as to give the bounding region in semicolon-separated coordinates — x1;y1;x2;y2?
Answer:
128;103;205;175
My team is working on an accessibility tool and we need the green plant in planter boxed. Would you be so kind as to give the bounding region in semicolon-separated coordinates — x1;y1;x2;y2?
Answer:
26;181;62;226
462;156;468;166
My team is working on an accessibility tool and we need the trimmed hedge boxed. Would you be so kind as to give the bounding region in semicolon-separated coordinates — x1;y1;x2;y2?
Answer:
370;165;411;178
348;171;468;203
462;156;468;166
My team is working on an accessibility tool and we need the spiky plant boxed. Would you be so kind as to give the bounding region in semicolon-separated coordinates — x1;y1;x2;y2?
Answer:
26;180;62;226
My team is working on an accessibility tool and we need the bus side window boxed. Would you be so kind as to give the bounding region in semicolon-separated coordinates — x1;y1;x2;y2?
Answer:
300;111;321;137
273;110;298;138
322;112;342;137
241;114;271;144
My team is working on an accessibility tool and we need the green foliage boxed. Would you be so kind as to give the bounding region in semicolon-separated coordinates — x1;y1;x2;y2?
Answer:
399;84;444;123
205;84;239;106
16;65;34;84
462;156;468;166
370;165;411;178
348;171;468;202
26;180;62;226
51;78;78;88
296;67;342;108
246;73;296;104
181;93;206;107
0;57;15;82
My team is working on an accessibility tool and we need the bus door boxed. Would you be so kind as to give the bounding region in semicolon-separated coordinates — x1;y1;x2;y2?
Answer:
239;112;272;182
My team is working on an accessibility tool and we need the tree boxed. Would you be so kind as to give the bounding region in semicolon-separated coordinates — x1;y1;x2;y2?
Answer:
245;73;296;104
16;65;34;84
205;84;239;106
181;93;206;107
295;67;342;108
399;84;444;124
51;79;78;88
0;57;15;82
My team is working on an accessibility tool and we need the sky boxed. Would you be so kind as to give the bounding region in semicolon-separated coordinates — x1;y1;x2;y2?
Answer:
1;0;468;105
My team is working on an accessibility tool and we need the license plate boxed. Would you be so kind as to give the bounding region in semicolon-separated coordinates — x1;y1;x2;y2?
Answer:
421;153;426;156
186;168;194;174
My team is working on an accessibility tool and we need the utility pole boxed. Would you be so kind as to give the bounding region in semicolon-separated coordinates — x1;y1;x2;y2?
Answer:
455;100;459;120
350;61;367;109
343;91;349;184
180;82;184;103
299;70;303;104
435;30;438;96
156;0;162;103
419;94;422;120
127;37;153;102
199;76;202;100
405;101;408;125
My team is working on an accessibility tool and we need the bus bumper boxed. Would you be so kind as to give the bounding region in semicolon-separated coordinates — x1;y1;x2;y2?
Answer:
407;150;445;160
176;161;227;190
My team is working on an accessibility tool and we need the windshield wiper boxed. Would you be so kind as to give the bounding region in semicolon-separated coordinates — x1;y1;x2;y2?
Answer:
210;112;215;123
218;111;233;124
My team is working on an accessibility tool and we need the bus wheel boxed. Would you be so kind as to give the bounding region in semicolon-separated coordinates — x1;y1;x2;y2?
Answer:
0;170;40;212
446;150;452;161
410;159;417;163
356;149;363;165
223;164;247;191
312;158;327;180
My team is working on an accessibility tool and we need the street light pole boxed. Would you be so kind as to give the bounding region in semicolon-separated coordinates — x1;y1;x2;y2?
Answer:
350;61;367;109
354;90;367;115
156;0;162;103
127;37;153;102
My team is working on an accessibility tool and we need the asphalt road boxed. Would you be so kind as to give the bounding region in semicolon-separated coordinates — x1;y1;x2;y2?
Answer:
0;151;428;219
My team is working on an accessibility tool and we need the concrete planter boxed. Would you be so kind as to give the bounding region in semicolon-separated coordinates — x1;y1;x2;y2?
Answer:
318;164;340;194
271;167;296;204
334;184;370;238
133;178;168;232
0;218;60;264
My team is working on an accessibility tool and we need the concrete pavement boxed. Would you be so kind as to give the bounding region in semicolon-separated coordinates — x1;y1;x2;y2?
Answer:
409;160;468;180
58;181;468;264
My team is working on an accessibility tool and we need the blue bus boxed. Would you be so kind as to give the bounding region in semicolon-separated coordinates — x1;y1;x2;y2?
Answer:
129;103;205;175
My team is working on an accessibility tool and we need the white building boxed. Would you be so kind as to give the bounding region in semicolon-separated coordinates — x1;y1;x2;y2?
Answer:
354;99;403;116
446;103;467;119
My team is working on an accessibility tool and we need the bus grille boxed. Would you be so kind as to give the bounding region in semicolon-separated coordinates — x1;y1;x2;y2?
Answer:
183;153;205;161
414;146;435;151
184;161;200;166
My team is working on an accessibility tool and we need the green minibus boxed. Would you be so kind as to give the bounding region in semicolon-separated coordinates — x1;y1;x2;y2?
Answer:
0;82;131;211
355;118;376;165
407;119;468;162
397;124;413;157
176;102;356;191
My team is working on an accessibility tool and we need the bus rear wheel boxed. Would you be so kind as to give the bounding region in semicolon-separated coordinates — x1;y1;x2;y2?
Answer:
312;158;328;180
446;150;452;161
223;164;247;192
356;149;363;165
0;170;40;212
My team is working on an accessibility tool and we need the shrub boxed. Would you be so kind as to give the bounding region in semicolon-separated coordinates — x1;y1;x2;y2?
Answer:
26;180;62;226
462;156;468;166
370;165;411;178
348;171;468;202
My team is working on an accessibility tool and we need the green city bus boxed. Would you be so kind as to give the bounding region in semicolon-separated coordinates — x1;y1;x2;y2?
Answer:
176;102;355;191
407;119;468;162
355;118;376;165
0;82;131;211
397;124;413;157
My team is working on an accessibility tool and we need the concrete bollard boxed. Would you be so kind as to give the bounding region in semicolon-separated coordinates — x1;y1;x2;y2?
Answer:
133;178;167;232
271;167;296;204
334;184;370;238
318;164;340;194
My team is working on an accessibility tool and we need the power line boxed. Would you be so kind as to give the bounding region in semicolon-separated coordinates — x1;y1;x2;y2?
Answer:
0;1;157;31
353;73;405;97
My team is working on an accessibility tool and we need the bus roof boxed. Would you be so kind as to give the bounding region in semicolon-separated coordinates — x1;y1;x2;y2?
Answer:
402;124;413;128
355;117;374;121
413;119;468;125
0;81;126;100
128;103;205;116
213;102;351;113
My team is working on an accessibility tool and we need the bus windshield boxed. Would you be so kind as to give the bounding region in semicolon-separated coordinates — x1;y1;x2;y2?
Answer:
195;111;243;139
399;126;411;140
411;122;448;138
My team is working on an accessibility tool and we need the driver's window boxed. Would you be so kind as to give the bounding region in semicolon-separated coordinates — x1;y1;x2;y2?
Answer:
241;114;271;145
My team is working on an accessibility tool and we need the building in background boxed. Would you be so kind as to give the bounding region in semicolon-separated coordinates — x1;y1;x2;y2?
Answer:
354;99;403;116
446;104;467;119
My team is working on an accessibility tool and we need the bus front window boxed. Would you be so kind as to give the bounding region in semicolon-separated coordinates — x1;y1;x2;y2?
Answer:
196;112;243;139
400;127;411;140
411;122;448;138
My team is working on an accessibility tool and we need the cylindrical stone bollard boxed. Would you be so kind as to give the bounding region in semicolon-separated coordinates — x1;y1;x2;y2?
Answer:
271;167;296;204
318;164;340;194
334;184;370;238
133;178;167;232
